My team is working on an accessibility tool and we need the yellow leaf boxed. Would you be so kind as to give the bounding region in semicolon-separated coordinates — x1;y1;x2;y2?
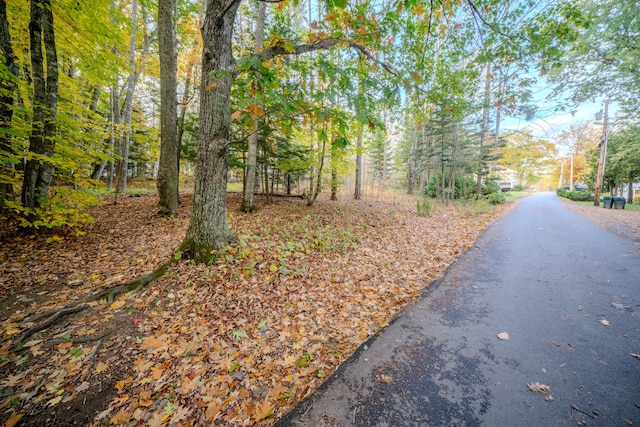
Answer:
269;263;278;273
110;299;126;310
47;396;63;407
95;361;109;374
205;81;219;91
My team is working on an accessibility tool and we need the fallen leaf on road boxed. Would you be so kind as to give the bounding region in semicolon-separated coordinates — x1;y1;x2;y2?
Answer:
545;395;554;402
527;382;551;394
630;353;640;361
599;319;611;327
611;303;632;312
496;332;510;340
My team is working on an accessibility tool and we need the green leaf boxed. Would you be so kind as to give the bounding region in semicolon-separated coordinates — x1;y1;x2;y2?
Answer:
174;250;182;260
232;330;247;341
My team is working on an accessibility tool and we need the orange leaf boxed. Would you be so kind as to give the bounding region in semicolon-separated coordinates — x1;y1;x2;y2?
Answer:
231;110;242;120
4;413;24;427
110;410;132;425
253;400;275;421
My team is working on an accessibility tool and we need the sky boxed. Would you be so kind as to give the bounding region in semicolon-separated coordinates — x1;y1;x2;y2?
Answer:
501;88;613;141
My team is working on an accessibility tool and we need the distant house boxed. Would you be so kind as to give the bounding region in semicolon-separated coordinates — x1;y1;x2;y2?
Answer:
495;167;518;192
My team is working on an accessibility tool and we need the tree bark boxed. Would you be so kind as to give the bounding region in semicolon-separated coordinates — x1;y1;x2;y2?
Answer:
475;62;491;199
115;0;151;197
0;0;17;200
406;127;417;195
354;122;364;199
157;0;179;216
22;0;57;210
241;1;265;212
181;0;239;261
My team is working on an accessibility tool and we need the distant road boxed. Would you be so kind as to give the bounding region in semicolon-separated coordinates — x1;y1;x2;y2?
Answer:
277;192;640;426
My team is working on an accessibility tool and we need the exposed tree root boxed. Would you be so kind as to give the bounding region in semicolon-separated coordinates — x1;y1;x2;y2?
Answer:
85;259;174;303
14;259;174;345
16;305;90;344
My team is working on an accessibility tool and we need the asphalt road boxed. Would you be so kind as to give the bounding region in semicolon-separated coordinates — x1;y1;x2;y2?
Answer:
276;192;640;427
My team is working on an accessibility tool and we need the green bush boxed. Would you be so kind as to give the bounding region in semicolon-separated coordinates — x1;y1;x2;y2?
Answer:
482;180;500;196
512;184;525;192
556;188;593;201
487;191;506;205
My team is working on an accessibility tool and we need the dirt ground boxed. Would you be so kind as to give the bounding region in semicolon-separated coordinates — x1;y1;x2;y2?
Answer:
562;199;640;246
0;192;531;426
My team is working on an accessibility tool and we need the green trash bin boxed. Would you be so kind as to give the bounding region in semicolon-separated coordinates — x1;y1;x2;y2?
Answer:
613;197;626;209
603;196;613;208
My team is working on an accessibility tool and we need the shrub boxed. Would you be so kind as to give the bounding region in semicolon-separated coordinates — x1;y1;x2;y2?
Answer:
556;188;593;202
487;191;506;205
416;196;434;216
3;187;98;231
482;179;500;196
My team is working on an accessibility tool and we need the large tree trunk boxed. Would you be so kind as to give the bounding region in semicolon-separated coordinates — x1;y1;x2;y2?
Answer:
0;0;17;200
22;0;58;210
181;0;239;261
157;0;179;216
241;1;265;212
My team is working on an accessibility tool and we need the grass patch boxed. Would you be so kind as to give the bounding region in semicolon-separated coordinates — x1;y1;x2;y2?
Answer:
573;200;640;210
227;181;243;192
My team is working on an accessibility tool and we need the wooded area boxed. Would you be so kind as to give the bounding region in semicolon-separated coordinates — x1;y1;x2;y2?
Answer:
1;0;639;424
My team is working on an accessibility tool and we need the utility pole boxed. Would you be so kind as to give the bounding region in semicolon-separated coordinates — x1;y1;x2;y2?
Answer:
594;99;609;206
569;153;574;191
559;161;564;189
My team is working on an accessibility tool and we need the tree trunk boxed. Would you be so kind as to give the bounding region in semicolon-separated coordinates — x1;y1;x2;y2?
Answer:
407;127;417;195
475;62;491;199
116;0;150;197
181;0;239;261
354;122;364;199
241;1;265;212
115;0;138;196
0;0;17;200
331;141;337;201
157;0;179;216
307;136;325;206
22;0;58;210
628;180;633;204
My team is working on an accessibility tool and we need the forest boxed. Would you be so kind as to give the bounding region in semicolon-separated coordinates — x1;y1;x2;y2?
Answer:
1;0;639;425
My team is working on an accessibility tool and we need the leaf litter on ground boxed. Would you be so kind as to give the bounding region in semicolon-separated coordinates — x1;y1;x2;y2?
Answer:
0;193;506;426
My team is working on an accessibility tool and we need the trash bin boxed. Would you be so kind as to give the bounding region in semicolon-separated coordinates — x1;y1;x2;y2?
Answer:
613;197;626;209
603;196;613;208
